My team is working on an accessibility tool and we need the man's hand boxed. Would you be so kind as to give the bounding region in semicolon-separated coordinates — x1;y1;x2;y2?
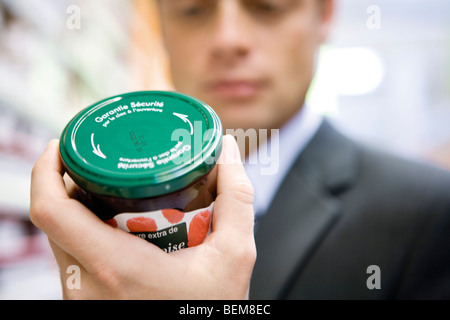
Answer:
30;135;256;299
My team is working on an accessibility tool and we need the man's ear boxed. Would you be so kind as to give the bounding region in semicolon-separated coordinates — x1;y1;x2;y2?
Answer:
318;0;335;44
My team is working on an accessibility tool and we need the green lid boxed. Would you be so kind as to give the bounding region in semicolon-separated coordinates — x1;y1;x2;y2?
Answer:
60;91;222;199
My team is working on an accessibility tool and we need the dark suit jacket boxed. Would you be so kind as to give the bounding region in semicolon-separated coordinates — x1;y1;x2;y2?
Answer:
250;120;450;299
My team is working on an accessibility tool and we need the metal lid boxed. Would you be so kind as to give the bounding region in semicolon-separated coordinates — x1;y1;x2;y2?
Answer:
60;91;222;199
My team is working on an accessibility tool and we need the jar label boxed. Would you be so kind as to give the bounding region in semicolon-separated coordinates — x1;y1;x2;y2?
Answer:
104;202;214;253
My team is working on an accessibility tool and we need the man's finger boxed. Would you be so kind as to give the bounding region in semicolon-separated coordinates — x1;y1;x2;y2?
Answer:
209;135;255;251
29;140;162;273
30;139;68;202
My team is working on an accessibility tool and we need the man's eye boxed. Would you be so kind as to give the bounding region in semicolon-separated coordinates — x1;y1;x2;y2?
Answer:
250;1;282;13
246;0;293;17
181;6;205;17
178;1;214;19
255;2;279;12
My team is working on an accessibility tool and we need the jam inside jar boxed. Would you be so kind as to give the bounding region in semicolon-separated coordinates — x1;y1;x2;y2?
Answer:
59;91;222;252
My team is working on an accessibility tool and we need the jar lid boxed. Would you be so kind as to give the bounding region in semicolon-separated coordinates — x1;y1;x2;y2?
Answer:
60;91;222;199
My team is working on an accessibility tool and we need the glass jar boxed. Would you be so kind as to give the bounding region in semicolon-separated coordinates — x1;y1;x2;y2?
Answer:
59;91;222;252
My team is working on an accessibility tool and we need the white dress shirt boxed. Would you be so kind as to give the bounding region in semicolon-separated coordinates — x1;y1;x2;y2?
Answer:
244;106;323;219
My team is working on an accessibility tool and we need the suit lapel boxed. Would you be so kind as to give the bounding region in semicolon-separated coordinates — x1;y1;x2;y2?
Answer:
249;120;360;299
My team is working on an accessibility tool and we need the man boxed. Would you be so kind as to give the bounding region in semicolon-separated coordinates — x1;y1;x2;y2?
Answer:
30;0;450;299
156;0;450;299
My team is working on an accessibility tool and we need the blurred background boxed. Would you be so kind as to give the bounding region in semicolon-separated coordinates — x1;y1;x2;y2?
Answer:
0;0;449;299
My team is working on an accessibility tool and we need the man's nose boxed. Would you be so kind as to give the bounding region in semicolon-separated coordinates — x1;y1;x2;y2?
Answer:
210;0;252;63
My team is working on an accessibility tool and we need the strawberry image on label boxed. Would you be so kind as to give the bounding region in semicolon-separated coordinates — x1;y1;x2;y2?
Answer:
127;216;157;233
188;209;211;247
104;218;118;228
162;208;185;224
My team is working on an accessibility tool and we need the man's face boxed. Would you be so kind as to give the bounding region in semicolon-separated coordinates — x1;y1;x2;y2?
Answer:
159;0;332;131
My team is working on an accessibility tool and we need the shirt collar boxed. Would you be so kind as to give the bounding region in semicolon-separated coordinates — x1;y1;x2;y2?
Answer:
244;105;323;217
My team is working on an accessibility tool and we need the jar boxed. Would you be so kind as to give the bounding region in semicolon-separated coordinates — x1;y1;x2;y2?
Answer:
59;91;222;252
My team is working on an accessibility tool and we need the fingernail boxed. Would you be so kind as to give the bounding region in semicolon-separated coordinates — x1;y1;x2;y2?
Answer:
220;135;242;165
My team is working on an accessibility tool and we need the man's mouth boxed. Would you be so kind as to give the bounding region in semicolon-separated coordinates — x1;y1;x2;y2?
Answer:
206;79;266;100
